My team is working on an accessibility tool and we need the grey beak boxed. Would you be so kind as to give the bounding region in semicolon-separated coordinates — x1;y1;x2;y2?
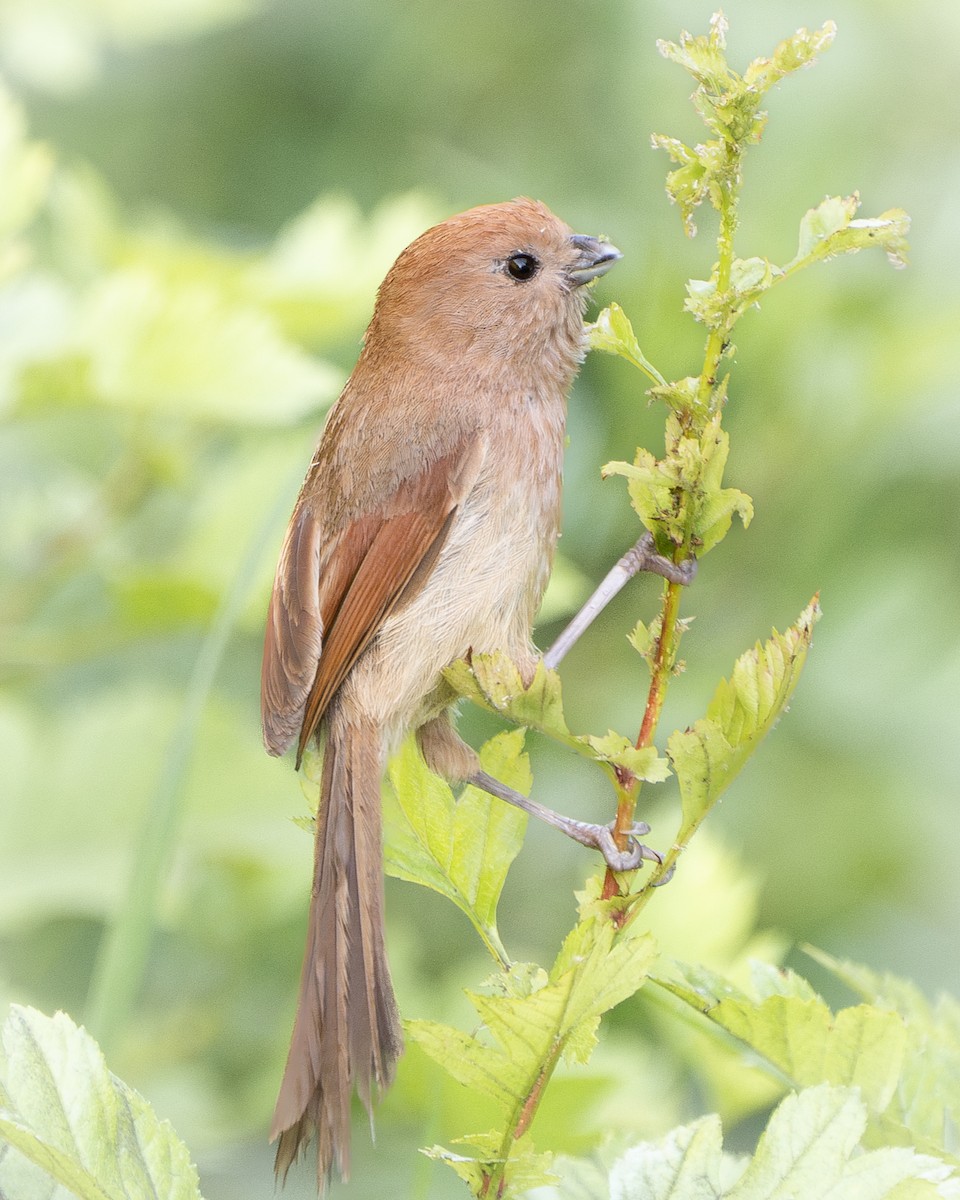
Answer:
567;234;622;286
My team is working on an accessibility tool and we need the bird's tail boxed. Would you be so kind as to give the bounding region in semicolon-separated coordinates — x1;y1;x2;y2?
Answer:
271;713;403;1189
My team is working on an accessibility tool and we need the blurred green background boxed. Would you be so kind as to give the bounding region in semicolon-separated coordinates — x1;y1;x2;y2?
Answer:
1;0;957;1195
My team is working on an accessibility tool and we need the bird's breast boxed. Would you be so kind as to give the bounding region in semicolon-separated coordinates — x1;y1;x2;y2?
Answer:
340;394;566;729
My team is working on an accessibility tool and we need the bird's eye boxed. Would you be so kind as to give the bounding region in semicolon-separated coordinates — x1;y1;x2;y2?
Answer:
505;253;540;281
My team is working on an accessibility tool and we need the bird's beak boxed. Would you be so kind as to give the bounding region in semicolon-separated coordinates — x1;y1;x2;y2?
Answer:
567;234;622;286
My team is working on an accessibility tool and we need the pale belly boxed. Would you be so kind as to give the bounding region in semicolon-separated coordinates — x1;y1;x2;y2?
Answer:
339;440;562;731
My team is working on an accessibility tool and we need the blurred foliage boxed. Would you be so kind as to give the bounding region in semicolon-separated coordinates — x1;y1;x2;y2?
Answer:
0;0;957;1197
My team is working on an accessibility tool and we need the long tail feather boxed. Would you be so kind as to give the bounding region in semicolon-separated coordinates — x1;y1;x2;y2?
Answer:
271;715;403;1190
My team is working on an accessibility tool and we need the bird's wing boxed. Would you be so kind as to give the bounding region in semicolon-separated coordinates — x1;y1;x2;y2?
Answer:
260;434;485;764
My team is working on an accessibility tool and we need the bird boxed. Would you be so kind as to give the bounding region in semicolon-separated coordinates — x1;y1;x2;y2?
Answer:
261;197;621;1188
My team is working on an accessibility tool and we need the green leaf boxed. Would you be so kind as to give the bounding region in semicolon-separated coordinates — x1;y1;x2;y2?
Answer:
0;1005;202;1200
586;303;668;387
694;416;754;555
608;1087;956;1200
584;732;671;783
795;194;862;260
742;23;837;93
728;1086;952;1200
404;1020;520;1111
444;653;573;745
788;196;911;272
656;15;734;95
384;730;530;965
421;1131;557;1196
808;950;960;1153
650;137;711;237
445;651;670;786
668;599;819;835
656;961;906;1116
410;909;656;1189
608;1114;725;1200
605;415;751;558
646;376;703;414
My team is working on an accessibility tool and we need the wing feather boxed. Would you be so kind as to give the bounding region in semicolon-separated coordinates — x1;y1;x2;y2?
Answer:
261;435;484;763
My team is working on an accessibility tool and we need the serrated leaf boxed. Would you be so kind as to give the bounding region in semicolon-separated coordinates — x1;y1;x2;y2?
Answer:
650;138;711;237
470;919;656;1087
413;912;655;1187
607;1087;956;1200
421;1132;557;1195
809;950;960;1153
628;618;655;662
656;961;906;1115
405;1020;520;1111
728;1085;953;1200
584;733;672;783
668;599;819;833
609;1114;725;1200
656;17;733;93
0;1005;202;1200
384;729;529;962
445;652;665;786
444;653;573;745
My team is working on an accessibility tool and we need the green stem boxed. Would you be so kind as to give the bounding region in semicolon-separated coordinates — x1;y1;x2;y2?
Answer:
85;464;299;1049
606;154;743;899
697;163;740;409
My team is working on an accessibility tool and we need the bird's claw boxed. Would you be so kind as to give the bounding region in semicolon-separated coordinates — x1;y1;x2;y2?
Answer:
590;820;663;873
632;531;698;588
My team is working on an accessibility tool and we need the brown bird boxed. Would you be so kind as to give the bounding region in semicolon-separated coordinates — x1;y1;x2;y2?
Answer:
261;197;627;1188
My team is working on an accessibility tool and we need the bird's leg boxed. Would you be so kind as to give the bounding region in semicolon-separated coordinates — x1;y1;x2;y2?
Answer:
422;530;696;876
493;532;691;874
467;769;663;873
544;532;697;671
419;716;659;872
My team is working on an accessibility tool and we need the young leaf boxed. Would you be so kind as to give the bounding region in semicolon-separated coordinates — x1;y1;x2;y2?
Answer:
384;729;529;965
694;416;754;555
586;303;668;387
444;653;574;747
583;732;671;784
421;1131;557;1196
445;650;664;783
787;196;911;272
409;911;657;1191
667;598;820;836
0;1005;203;1200
656;14;733;96
742;23;837;94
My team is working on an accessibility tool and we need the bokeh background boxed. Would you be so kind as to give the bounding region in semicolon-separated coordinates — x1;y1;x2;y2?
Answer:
1;0;958;1196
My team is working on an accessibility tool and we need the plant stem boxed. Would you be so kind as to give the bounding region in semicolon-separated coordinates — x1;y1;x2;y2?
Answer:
603;148;742;903
85;465;299;1049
